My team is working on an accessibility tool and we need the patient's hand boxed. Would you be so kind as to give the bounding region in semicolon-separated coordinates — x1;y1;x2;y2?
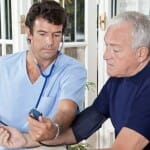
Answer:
0;126;26;148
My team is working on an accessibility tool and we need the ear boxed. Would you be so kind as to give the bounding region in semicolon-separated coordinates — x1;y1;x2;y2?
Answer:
136;47;149;62
25;27;32;41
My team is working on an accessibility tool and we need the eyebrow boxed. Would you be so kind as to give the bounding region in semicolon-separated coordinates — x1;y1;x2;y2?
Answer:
109;43;121;47
37;30;62;34
104;39;122;48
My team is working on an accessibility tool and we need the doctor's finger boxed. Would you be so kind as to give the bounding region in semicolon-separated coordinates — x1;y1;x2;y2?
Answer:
28;121;43;135
28;116;44;129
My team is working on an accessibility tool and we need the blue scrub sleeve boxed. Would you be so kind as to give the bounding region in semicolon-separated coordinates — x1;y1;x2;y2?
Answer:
71;105;107;142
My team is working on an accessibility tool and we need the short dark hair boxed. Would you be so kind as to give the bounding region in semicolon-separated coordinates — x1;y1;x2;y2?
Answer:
25;0;67;34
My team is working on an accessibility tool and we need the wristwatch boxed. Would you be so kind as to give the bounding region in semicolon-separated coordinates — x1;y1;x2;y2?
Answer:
53;122;60;139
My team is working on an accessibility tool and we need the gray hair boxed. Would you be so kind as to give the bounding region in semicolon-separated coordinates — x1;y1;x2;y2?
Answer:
108;11;150;50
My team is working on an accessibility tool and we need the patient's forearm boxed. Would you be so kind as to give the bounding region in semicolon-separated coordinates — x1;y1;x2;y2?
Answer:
41;128;77;146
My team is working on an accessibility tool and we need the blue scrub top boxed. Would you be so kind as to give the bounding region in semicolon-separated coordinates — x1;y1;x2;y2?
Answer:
0;50;86;132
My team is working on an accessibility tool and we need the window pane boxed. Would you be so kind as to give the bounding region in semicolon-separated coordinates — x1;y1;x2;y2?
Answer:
5;0;12;39
6;44;13;54
76;0;85;41
59;0;63;6
63;0;85;42
33;0;39;3
0;45;2;56
0;2;1;39
64;0;75;42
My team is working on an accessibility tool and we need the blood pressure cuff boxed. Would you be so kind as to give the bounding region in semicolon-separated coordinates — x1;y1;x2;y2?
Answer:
71;105;107;142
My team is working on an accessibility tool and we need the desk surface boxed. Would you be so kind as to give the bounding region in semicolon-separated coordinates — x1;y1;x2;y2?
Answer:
23;146;67;150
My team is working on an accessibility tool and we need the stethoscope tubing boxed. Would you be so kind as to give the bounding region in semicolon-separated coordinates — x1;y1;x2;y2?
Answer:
35;64;55;108
35;51;60;109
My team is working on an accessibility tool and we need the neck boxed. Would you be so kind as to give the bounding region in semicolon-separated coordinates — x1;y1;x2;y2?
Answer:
129;59;150;77
26;51;40;83
29;50;58;71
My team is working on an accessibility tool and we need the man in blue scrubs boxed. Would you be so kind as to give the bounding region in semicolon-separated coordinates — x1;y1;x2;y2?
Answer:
0;1;86;149
24;11;150;149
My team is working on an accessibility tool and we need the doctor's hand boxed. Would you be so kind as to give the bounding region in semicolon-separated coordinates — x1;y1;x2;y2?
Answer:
28;116;58;141
0;126;26;148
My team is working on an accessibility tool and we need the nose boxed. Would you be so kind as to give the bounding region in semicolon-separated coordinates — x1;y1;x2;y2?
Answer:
103;46;112;60
46;34;54;47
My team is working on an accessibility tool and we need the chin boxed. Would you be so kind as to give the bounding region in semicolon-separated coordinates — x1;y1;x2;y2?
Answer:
107;72;118;77
107;70;114;76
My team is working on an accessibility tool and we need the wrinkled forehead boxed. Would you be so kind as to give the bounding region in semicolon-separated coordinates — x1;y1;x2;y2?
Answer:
104;22;133;43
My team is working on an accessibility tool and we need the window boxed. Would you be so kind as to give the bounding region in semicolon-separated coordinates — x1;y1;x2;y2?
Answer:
112;0;150;16
0;0;13;56
5;0;12;39
32;0;38;3
60;0;85;42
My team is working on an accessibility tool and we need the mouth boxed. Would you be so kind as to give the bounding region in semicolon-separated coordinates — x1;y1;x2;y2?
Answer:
42;48;53;52
107;63;113;67
106;63;115;71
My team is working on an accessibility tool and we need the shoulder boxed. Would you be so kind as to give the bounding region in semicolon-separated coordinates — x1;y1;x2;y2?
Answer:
58;53;86;75
60;54;85;67
0;51;26;64
0;51;26;70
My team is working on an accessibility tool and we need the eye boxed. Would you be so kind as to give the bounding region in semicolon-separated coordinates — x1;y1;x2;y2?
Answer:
113;49;120;53
53;32;62;38
39;32;45;36
38;32;46;36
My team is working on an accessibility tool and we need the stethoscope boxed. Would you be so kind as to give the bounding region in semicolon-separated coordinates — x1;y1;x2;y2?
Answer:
35;50;60;109
28;50;61;120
